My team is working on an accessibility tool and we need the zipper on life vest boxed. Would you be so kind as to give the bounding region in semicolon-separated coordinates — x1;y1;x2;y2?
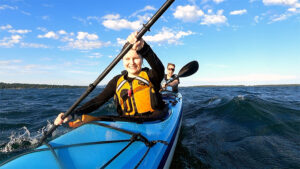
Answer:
130;82;139;115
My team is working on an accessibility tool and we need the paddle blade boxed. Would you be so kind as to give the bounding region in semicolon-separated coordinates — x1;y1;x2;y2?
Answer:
177;60;199;78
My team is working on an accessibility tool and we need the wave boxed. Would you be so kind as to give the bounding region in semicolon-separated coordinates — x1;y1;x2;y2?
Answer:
181;93;300;168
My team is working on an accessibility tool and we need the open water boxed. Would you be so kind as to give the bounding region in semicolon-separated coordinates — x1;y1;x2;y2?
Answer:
0;86;300;168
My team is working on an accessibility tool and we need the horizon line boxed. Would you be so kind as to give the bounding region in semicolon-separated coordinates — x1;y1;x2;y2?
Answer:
1;82;300;88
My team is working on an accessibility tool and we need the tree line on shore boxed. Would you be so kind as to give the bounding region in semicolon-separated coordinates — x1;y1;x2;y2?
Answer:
1;82;299;89
0;82;86;89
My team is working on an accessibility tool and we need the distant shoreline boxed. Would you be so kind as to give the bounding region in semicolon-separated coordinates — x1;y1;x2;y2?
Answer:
0;82;86;89
183;84;300;87
1;82;299;89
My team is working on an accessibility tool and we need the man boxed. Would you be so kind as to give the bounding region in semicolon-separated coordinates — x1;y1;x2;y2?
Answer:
161;63;179;93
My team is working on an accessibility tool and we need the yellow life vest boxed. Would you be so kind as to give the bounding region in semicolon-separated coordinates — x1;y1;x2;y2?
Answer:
115;71;156;116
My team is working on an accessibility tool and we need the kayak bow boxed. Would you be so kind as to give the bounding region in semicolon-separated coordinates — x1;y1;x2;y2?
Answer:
1;92;183;169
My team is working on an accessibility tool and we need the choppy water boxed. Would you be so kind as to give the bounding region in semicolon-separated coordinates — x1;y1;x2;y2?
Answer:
1;86;300;168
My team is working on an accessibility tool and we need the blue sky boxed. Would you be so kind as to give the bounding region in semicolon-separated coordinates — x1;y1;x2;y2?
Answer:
1;0;300;86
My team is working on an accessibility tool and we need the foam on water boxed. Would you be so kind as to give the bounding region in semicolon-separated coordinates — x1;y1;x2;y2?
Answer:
0;121;55;153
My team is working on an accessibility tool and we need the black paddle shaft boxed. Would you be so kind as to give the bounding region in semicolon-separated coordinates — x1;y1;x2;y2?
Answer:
38;0;175;146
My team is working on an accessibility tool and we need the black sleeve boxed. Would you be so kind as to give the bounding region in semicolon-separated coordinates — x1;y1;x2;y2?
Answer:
73;75;121;116
138;42;164;88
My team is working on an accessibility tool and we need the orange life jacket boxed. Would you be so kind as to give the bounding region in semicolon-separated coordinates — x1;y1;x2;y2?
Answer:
114;70;156;116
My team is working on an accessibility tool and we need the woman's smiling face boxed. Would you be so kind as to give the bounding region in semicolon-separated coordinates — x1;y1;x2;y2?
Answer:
123;49;143;77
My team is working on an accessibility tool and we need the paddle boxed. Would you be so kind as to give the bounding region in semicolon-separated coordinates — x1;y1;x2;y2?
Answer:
165;60;199;85
37;0;175;147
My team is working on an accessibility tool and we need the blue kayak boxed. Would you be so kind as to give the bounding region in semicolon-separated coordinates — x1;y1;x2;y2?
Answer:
0;92;183;169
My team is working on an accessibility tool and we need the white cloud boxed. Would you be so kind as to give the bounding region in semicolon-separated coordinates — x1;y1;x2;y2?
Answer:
268;4;300;23
0;35;22;47
88;52;102;58
0;25;31;34
116;28;193;45
130;5;156;17
0;60;22;65
61;36;74;42
288;3;300;12
86;16;101;22
36;30;110;50
117;38;127;46
102;14;120;20
256;0;300;24
263;0;298;6
76;32;98;40
38;31;59;39
230;9;247;15
63;40;111;50
0;5;17;10
37;27;48;32
11;35;22;43
270;13;290;22
102;5;156;31
8;29;31;34
288;7;297;11
20;42;49;48
74;16;102;25
58;30;67;35
173;5;228;26
102;15;143;31
0;30;48;48
143;27;194;45
0;24;12;30
201;10;227;25
213;0;225;4
173;5;204;22
142;5;156;11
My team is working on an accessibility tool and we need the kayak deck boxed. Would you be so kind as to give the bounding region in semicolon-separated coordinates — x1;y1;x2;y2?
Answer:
1;92;182;169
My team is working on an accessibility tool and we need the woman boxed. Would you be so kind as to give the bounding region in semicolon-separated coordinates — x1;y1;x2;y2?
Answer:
54;32;165;125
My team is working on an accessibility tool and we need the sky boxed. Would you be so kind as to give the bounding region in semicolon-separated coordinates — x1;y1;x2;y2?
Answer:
1;0;300;86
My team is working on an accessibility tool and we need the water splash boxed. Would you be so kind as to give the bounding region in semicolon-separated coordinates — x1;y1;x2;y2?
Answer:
237;95;245;100
0;121;57;153
0;127;37;153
